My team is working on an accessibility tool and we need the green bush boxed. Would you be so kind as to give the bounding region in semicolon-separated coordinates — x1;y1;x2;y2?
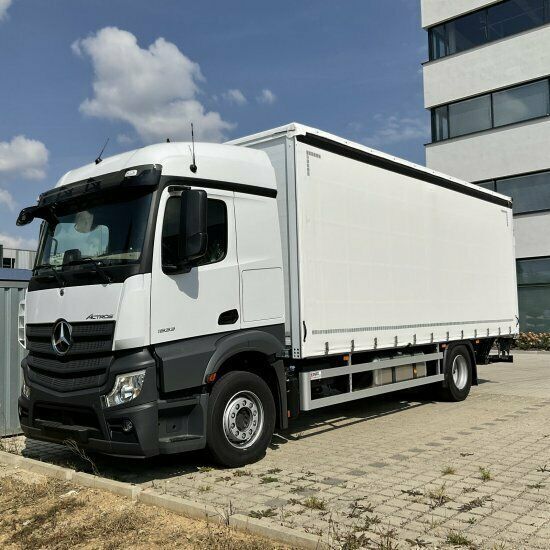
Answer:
514;332;550;350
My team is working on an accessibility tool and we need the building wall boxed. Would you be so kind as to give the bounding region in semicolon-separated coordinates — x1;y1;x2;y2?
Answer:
0;281;26;437
421;0;502;28
424;26;550;108
422;0;550;332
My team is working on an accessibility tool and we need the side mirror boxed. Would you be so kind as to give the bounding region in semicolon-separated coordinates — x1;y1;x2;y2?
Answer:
16;206;37;226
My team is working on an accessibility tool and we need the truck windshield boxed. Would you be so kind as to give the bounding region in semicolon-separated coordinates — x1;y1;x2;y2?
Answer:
36;190;153;268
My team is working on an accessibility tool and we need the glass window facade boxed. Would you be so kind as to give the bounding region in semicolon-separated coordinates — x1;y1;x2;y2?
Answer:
448;95;492;137
517;257;550;332
474;170;550;214
428;0;550;60
493;80;550;127
431;77;550;142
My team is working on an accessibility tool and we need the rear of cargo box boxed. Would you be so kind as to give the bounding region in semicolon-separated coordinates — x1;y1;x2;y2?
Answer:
231;124;518;360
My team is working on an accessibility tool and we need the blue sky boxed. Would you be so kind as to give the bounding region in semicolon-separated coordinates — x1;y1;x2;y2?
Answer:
0;0;428;248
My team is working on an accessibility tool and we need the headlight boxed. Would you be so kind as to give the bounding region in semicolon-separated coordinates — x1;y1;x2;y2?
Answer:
102;370;146;408
22;381;31;399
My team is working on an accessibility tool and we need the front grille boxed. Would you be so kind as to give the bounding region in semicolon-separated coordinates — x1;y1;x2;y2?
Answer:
26;321;115;358
26;321;115;392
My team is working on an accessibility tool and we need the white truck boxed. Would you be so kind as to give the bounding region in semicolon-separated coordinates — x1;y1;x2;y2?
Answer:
16;123;518;466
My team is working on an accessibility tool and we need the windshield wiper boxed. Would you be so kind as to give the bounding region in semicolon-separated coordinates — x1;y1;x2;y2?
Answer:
63;257;113;284
33;263;66;286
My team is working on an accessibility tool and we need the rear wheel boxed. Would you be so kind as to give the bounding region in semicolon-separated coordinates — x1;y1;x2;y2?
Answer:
206;371;275;467
439;345;472;401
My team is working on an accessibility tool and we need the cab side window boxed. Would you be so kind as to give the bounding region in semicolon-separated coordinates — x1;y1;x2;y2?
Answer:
162;197;228;268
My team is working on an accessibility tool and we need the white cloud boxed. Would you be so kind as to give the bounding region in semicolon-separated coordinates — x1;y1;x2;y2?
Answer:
0;0;12;21
0;232;37;250
116;133;135;146
363;114;429;148
73;27;234;143
223;89;247;106
0;188;15;210
257;89;276;105
0;135;49;180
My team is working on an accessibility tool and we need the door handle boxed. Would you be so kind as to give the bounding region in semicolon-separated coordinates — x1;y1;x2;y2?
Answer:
218;309;239;325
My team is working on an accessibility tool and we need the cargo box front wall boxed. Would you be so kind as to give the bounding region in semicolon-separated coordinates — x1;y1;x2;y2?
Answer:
293;139;518;358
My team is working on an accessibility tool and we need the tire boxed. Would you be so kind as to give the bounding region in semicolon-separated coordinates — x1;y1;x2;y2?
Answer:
206;371;275;467
439;345;472;402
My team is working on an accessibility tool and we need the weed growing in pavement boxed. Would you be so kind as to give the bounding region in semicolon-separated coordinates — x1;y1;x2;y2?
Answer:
428;484;450;508
215;476;232;482
442;465;456;476
424;516;445;533
259;475;278;484
348;500;375;518
233;470;252;477
467;517;477;525
462;486;477;494
459;496;493;513
266;468;281;474
198;485;212;493
446;530;474;547
479;467;492;481
249;508;277;519
376;528;399;550
290;486;306;494
526;482;545;490
197;466;214;473
302;496;327;510
536;464;550;473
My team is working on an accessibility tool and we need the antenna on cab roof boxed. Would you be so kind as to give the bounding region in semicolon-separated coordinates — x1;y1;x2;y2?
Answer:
95;137;110;165
189;123;198;173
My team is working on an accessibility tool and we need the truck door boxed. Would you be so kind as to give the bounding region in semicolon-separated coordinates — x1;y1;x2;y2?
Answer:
151;186;240;344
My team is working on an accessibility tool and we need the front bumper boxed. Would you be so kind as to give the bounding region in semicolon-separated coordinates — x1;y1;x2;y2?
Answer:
19;348;208;457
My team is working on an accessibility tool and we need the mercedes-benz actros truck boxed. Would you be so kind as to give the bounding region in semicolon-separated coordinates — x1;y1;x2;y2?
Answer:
16;123;518;466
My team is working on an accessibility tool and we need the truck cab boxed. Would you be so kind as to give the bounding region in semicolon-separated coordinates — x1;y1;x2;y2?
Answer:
17;142;287;466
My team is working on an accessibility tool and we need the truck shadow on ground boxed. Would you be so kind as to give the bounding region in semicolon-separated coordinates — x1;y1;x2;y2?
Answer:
20;385;457;484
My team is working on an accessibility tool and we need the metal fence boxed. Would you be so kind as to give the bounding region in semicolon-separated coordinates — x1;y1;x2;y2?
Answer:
0;278;28;437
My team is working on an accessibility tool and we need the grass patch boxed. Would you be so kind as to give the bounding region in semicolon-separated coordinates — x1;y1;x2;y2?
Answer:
233;470;252;477
266;468;282;474
302;496;327;510
446;530;474;547
479;467;492;482
259;475;278;484
249;508;277;519
442;465;456;476
197;466;214;473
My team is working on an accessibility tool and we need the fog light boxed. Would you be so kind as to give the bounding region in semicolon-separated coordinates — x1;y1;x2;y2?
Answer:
21;382;31;399
102;370;146;408
122;419;134;433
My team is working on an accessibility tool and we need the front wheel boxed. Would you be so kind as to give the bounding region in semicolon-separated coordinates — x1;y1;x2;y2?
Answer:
439;345;472;401
206;371;275;467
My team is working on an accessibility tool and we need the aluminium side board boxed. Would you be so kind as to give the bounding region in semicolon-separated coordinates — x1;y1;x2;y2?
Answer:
229;123;518;359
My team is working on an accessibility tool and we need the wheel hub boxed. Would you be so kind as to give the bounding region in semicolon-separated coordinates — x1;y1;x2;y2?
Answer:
223;391;264;449
452;354;468;390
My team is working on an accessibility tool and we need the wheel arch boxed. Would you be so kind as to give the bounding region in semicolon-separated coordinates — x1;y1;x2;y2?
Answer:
205;329;288;429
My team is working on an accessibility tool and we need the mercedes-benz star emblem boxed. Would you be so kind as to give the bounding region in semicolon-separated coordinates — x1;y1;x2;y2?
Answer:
51;320;72;356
